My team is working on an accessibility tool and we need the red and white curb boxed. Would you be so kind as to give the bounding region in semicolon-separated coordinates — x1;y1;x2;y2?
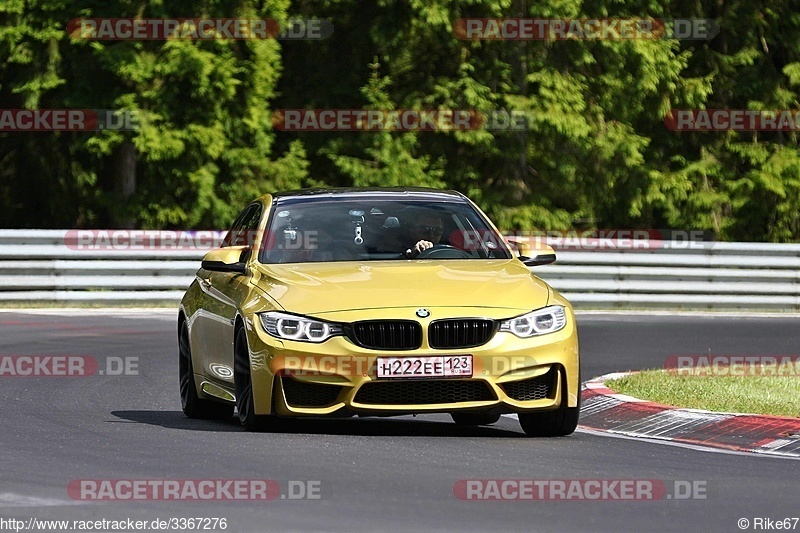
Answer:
580;372;800;458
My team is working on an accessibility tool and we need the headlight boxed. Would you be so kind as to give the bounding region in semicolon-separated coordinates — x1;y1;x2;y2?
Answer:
259;312;342;343
499;305;567;338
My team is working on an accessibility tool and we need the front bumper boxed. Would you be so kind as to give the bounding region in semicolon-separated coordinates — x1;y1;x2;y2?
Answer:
243;307;579;416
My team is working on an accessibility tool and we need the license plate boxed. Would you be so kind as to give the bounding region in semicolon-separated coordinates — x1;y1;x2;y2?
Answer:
376;355;473;379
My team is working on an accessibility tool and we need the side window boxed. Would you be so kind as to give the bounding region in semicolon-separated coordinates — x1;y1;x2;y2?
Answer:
222;204;263;247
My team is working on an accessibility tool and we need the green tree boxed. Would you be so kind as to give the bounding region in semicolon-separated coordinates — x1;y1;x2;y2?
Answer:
3;0;800;241
0;0;308;229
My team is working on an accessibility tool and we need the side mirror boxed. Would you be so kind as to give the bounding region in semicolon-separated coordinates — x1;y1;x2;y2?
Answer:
201;246;249;274
507;238;557;267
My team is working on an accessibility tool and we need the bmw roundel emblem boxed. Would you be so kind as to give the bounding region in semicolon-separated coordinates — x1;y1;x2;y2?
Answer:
416;308;430;318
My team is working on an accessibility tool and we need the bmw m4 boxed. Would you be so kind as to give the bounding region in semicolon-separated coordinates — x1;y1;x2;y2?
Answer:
178;188;580;437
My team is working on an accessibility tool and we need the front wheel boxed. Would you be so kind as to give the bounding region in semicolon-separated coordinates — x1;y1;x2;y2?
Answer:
234;327;274;431
179;321;233;420
518;405;579;437
518;368;581;437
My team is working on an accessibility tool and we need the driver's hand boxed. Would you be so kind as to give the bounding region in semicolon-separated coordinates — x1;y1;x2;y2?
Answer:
406;240;433;258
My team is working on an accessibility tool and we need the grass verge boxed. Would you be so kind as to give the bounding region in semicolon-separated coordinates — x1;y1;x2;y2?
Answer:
606;370;800;418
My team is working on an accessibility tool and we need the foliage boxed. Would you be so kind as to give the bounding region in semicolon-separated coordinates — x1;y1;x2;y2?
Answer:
1;0;799;241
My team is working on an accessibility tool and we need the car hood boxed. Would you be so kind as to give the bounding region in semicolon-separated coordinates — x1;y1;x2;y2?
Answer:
252;260;550;314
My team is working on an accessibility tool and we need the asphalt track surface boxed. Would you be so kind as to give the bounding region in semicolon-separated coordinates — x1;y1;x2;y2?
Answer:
1;310;798;533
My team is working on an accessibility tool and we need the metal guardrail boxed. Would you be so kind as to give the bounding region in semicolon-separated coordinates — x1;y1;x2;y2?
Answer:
1;230;799;309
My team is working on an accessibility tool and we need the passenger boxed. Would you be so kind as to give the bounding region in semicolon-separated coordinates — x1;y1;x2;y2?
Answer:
280;228;333;263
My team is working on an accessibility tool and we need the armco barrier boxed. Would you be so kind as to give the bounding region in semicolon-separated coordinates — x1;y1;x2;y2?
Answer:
0;230;798;309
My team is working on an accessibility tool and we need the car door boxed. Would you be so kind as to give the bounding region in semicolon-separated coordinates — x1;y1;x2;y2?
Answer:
192;202;263;386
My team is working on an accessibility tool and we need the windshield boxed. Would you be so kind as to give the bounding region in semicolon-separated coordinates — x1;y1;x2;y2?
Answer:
257;196;512;264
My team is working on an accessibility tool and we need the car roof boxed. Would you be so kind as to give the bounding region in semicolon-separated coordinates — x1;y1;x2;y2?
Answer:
271;187;467;204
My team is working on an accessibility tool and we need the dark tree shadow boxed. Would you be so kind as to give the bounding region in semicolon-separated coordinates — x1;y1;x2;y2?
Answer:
110;410;527;438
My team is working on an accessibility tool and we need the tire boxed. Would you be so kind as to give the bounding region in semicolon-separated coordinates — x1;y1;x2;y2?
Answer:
451;412;501;426
518;369;581;437
234;327;273;431
179;320;234;420
518;406;579;437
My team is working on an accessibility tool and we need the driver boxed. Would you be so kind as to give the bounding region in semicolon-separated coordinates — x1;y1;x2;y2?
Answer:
402;211;444;258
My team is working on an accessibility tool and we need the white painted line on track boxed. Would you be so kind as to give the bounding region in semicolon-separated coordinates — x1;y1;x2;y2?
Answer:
573;427;800;461
501;413;780;460
0;492;82;508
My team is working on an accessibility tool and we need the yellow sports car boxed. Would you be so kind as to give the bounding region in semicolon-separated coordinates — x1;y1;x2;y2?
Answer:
178;188;580;436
